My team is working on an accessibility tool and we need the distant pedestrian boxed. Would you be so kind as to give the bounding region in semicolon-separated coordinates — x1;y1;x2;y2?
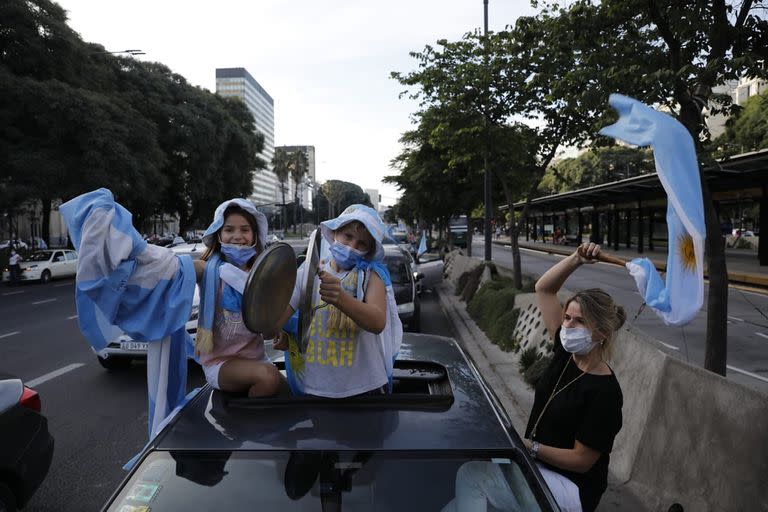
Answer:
8;249;22;284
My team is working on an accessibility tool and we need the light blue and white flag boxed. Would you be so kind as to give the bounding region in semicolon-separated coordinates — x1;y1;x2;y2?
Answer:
60;189;197;438
600;94;705;326
417;232;428;258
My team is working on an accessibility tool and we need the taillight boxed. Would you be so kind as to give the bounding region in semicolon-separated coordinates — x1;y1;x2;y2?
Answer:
20;387;41;412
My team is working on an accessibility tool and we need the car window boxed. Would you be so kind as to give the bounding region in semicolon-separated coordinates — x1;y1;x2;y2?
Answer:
106;450;544;512
65;251;77;261
53;251;65;262
385;256;410;285
28;251;53;262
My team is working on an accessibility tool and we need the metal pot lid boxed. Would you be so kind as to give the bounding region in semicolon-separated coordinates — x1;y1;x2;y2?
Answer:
297;228;322;353
242;242;297;333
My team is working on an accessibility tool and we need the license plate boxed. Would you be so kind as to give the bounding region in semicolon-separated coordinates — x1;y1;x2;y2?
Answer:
121;341;148;351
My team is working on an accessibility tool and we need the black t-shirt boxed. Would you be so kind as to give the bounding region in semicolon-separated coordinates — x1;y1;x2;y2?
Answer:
524;328;623;512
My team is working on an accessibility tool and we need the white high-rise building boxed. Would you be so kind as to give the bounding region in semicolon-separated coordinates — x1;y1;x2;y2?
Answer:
365;188;380;212
215;68;277;206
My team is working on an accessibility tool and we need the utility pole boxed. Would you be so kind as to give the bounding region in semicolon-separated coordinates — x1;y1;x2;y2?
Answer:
483;0;493;262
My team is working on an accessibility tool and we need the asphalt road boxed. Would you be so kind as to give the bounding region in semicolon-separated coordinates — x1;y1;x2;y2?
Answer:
4;276;455;511
470;240;768;395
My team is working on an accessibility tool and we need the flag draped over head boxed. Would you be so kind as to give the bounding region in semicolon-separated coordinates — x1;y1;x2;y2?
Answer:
599;94;706;326
60;189;197;440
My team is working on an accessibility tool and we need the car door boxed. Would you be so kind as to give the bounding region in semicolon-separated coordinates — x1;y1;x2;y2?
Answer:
415;254;444;291
50;251;66;277
64;251;78;276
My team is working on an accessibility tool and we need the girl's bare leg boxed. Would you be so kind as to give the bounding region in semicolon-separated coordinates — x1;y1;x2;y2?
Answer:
218;359;280;397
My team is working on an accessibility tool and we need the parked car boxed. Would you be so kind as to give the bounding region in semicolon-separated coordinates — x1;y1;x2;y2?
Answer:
94;285;200;370
0;374;55;511
2;249;77;284
384;245;422;332
100;334;558;511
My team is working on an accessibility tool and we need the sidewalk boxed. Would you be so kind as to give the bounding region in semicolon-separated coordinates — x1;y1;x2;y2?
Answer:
496;236;768;289
435;281;650;512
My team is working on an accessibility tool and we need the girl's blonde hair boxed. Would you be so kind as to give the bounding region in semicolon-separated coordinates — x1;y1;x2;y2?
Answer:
564;288;626;360
201;205;263;265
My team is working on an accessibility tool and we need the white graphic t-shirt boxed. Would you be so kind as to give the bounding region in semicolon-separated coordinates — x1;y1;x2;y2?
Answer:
287;264;390;397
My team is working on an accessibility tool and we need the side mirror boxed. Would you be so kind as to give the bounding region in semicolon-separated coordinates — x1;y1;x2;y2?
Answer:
414;272;424;281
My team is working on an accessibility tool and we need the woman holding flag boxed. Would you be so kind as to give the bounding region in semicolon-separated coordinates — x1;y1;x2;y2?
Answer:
522;241;625;512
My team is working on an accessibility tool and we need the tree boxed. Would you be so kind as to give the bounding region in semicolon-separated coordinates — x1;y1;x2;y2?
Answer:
529;0;768;375
272;147;292;232
714;92;768;157
539;146;656;194
319;180;372;220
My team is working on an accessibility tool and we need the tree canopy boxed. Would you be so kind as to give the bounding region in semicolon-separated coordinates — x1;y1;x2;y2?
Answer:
1;0;265;238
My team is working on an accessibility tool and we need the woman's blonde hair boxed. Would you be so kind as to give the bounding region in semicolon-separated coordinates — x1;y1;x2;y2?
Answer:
201;204;263;264
564;288;626;360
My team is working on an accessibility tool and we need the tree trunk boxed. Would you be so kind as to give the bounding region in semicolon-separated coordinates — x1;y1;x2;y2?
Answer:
465;209;473;257
41;198;51;247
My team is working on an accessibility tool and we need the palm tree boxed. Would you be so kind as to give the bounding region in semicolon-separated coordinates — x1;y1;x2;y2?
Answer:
290;150;309;233
271;148;291;232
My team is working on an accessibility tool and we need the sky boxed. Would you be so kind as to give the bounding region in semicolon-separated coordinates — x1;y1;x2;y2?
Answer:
56;0;537;207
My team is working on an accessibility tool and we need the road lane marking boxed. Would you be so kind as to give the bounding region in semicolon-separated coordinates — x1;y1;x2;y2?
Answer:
26;363;86;388
2;290;24;296
728;316;744;322
656;340;680;351
756;332;768;340
31;298;57;305
53;282;72;287
0;331;20;339
727;365;768;384
68;315;78;320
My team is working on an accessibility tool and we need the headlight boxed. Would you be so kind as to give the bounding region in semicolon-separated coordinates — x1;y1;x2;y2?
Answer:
397;302;415;314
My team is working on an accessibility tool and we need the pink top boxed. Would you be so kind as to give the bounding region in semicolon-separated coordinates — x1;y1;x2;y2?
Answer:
199;286;268;367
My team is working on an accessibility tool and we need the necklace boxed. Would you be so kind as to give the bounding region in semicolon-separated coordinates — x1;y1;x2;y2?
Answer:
530;356;590;440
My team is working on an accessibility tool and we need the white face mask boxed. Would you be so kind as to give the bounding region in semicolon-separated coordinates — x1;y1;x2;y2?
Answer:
561;326;599;355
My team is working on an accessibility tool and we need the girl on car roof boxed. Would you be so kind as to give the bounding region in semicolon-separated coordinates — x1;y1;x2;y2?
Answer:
274;204;403;398
193;199;281;398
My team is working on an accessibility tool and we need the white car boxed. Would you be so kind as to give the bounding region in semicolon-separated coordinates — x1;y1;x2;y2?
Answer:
94;285;200;370
2;250;77;283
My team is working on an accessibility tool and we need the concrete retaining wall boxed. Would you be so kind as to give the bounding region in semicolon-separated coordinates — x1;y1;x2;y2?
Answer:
445;252;768;511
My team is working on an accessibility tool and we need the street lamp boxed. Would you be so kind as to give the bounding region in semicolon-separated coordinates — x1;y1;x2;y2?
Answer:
483;0;492;262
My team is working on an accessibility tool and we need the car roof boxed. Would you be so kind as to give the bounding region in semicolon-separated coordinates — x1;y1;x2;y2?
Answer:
154;334;517;453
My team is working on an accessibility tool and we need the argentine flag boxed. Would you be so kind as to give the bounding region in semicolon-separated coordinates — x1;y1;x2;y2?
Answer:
60;189;197;438
600;94;705;326
417;232;428;258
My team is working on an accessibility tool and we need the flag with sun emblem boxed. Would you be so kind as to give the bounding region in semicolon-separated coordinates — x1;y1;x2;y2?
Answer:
600;94;705;326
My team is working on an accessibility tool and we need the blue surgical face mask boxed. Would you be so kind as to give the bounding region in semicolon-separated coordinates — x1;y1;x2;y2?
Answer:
560;326;599;355
220;242;257;266
330;240;366;270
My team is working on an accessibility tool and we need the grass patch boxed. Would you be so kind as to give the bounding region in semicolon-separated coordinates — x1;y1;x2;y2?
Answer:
488;308;521;351
523;355;552;387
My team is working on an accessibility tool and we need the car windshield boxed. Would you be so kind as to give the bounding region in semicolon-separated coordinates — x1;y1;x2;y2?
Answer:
384;256;410;284
28;251;53;262
391;232;408;243
106;450;544;511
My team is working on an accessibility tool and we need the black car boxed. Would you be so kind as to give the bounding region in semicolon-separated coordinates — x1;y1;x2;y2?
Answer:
101;334;558;511
383;245;422;332
0;375;55;511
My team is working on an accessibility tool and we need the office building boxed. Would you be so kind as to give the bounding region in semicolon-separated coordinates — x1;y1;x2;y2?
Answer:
215;67;277;206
